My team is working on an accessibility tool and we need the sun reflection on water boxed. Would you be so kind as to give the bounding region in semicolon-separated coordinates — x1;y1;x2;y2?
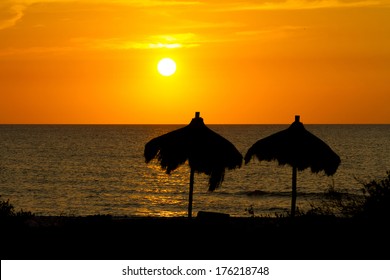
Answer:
1;125;389;217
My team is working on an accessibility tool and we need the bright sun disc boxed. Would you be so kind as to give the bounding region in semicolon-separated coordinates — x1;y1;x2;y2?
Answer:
157;58;176;76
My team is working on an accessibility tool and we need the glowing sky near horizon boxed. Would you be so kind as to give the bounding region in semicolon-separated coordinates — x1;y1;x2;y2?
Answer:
1;0;390;124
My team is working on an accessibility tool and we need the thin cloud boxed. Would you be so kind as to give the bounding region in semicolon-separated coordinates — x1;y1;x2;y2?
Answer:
72;33;201;50
0;46;75;57
0;0;202;30
176;20;245;30
234;25;309;42
14;0;202;6
219;0;388;11
117;0;202;7
0;3;26;30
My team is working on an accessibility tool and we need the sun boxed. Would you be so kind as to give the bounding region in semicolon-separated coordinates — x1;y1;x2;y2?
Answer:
157;58;176;76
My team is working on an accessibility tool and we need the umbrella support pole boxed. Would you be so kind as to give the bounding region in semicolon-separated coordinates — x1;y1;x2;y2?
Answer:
291;166;297;218
188;168;195;219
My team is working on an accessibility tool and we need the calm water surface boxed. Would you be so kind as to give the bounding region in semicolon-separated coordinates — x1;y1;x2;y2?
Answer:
1;124;390;217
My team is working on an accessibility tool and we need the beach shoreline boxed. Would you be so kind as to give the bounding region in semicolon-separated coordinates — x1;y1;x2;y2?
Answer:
2;213;389;260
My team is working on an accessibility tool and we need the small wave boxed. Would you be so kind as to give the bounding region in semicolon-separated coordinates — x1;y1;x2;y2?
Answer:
268;207;288;212
240;190;291;197
238;189;358;199
244;190;268;196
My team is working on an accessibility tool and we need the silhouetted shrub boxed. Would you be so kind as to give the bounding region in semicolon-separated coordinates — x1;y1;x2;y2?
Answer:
306;171;390;219
298;180;362;218
0;196;34;218
358;170;390;219
0;196;15;217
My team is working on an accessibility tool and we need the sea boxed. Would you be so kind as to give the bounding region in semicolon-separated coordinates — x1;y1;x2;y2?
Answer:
1;124;390;218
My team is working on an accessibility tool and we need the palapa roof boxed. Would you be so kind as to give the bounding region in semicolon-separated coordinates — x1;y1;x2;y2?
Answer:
144;112;243;191
244;116;341;176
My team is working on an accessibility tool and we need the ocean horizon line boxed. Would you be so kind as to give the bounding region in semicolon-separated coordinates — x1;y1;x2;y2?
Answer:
1;123;390;126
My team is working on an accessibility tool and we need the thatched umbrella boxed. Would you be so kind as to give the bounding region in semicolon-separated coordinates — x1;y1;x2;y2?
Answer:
144;112;243;218
244;115;341;217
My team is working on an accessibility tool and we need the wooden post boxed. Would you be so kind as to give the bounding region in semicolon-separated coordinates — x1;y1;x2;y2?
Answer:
188;112;201;218
291;165;297;218
188;167;195;219
291;115;300;217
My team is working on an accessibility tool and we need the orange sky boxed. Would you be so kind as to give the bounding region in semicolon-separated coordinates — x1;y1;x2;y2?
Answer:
1;0;390;124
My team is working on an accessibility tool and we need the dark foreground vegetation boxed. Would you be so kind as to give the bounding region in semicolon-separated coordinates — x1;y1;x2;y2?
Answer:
2;171;390;260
